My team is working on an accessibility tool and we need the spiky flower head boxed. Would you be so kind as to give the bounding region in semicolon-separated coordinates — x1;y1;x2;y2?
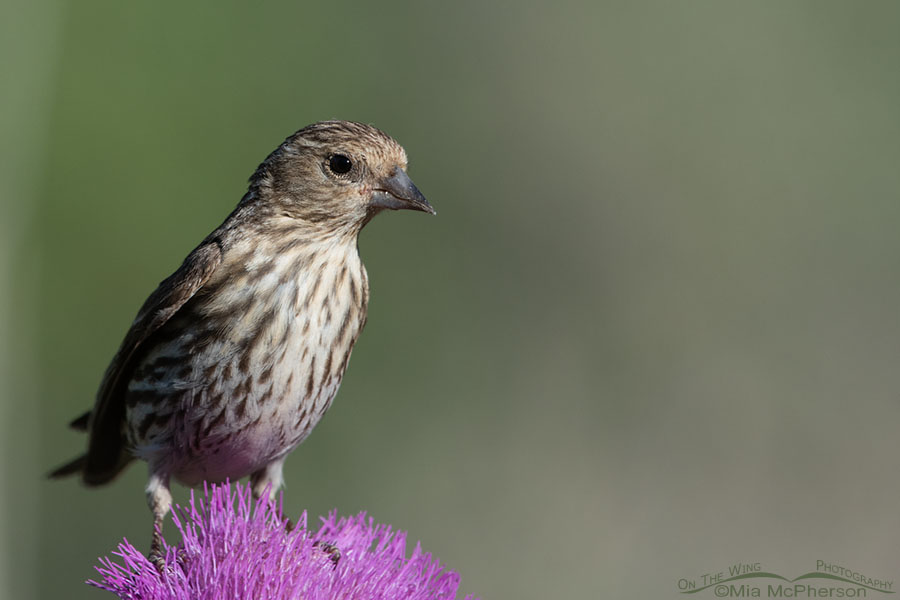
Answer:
91;482;476;600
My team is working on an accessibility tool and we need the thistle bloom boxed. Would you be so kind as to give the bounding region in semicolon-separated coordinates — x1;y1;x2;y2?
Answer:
91;482;476;600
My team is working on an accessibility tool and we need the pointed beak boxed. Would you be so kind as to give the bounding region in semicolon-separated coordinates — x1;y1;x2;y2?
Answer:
370;167;435;215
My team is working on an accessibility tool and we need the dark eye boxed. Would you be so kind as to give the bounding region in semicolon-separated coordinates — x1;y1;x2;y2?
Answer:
328;154;353;175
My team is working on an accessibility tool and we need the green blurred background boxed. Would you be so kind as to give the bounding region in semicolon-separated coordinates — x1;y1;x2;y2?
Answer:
3;1;900;598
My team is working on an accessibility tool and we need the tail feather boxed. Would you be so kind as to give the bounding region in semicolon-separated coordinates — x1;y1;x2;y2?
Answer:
51;410;134;485
48;452;133;485
48;411;91;479
48;455;86;479
82;454;134;486
69;411;91;432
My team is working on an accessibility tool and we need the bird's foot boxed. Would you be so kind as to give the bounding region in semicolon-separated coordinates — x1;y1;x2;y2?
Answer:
272;505;337;566
148;547;168;574
313;540;341;567
149;524;164;572
148;545;189;573
148;520;187;573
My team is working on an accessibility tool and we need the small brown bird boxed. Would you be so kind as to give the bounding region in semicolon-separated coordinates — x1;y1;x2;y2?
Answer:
50;120;433;558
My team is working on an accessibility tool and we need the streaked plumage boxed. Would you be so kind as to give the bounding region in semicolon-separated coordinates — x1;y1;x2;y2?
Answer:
50;120;433;558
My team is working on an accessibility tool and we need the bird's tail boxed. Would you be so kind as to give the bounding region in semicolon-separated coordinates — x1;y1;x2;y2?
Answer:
47;454;86;479
49;409;134;485
47;453;133;485
68;410;90;431
47;410;92;478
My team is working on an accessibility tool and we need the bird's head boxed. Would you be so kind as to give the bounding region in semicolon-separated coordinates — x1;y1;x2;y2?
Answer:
247;120;433;231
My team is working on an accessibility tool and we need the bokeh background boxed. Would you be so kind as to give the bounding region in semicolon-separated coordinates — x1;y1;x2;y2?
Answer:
3;1;900;598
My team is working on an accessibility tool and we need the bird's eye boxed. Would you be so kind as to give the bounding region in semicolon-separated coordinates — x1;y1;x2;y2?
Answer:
328;154;353;175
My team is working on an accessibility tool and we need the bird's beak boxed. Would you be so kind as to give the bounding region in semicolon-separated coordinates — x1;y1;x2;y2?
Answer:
370;168;435;215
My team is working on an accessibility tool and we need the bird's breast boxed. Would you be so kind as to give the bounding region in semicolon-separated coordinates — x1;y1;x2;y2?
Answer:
128;237;369;480
198;239;370;416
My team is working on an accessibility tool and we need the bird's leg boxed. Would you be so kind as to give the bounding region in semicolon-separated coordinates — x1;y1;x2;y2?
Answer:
146;470;172;571
149;516;165;570
250;458;341;566
250;459;290;529
249;460;339;566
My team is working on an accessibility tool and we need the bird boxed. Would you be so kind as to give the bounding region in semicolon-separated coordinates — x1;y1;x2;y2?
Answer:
49;120;434;561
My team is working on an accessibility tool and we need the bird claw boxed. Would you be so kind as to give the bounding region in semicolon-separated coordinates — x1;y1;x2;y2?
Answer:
278;509;338;567
149;549;168;574
313;540;341;567
148;520;189;574
148;547;189;574
175;547;189;566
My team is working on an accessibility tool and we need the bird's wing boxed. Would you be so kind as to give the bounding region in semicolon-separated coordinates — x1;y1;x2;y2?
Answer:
84;238;223;483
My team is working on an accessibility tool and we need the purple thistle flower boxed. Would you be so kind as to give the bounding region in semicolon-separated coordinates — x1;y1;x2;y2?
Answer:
90;482;477;600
